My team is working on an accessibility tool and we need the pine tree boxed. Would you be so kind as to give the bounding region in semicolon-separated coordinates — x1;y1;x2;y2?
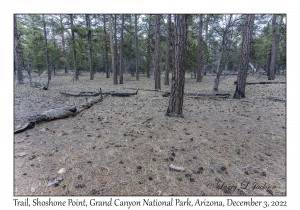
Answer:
233;14;255;99
166;15;188;117
109;15;117;85
154;14;161;90
14;14;24;84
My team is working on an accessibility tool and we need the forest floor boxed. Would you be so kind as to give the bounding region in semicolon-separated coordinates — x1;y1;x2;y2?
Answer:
14;71;286;196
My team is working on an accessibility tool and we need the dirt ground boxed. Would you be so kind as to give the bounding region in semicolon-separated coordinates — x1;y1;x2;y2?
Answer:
14;71;286;196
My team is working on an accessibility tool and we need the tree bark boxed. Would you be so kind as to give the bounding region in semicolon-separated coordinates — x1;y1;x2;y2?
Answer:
59;15;68;74
268;15;278;80
51;26;58;75
119;14;124;84
203;15;210;76
114;15;118;76
196;14;203;82
266;49;271;77
135;14;139;80
164;14;171;85
43;15;51;84
233;14;255;99
146;15;152;78
275;16;284;75
154;15;161;90
14;15;24;84
86;14;94;80
103;15;109;78
70;14;79;80
213;14;232;91
166;15;188;118
109;15;117;85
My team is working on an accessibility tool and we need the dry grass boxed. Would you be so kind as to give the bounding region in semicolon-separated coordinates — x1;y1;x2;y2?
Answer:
14;71;286;196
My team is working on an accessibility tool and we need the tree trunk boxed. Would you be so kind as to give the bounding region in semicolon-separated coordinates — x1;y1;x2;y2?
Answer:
171;19;176;84
213;50;224;91
14;15;24;84
51;26;58;75
109;15;117;85
154;15;161;90
103;15;109;78
196;14;203;82
164;14;171;85
135;14;139;80
119;14;124;84
59;15;68;74
204;15;210;76
166;15;188;118
268;14;278;80
213;14;232;91
233;14;255;99
146;15;152;78
275;16;284;75
70;14;79;80
86;14;94;80
43;14;51;83
266;49;271;77
114;15;118;76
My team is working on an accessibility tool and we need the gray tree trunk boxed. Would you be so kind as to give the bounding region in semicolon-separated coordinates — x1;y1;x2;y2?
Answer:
109;15;117;85
59;15;68;74
146;15;152;78
86;14;94;80
213;14;232;91
197;14;203;82
70;14;79;80
103;15;109;78
135;14;139;80
14;15;24;84
114;15;118;76
43;14;51;86
119;14;124;84
154;15;161;90
164;14;171;85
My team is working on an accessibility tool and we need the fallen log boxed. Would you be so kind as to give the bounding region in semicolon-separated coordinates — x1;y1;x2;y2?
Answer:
266;97;286;103
246;81;285;85
162;92;170;97
184;92;231;98
163;92;231;98
124;88;162;92
14;90;104;134
34;106;78;124
186;94;231;99
14;106;79;134
60;90;138;97
60;90;113;97
110;90;138;97
14;122;36;134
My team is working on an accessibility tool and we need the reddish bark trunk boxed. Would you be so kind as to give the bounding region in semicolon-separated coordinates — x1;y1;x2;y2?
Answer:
233;14;255;99
166;15;188;117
